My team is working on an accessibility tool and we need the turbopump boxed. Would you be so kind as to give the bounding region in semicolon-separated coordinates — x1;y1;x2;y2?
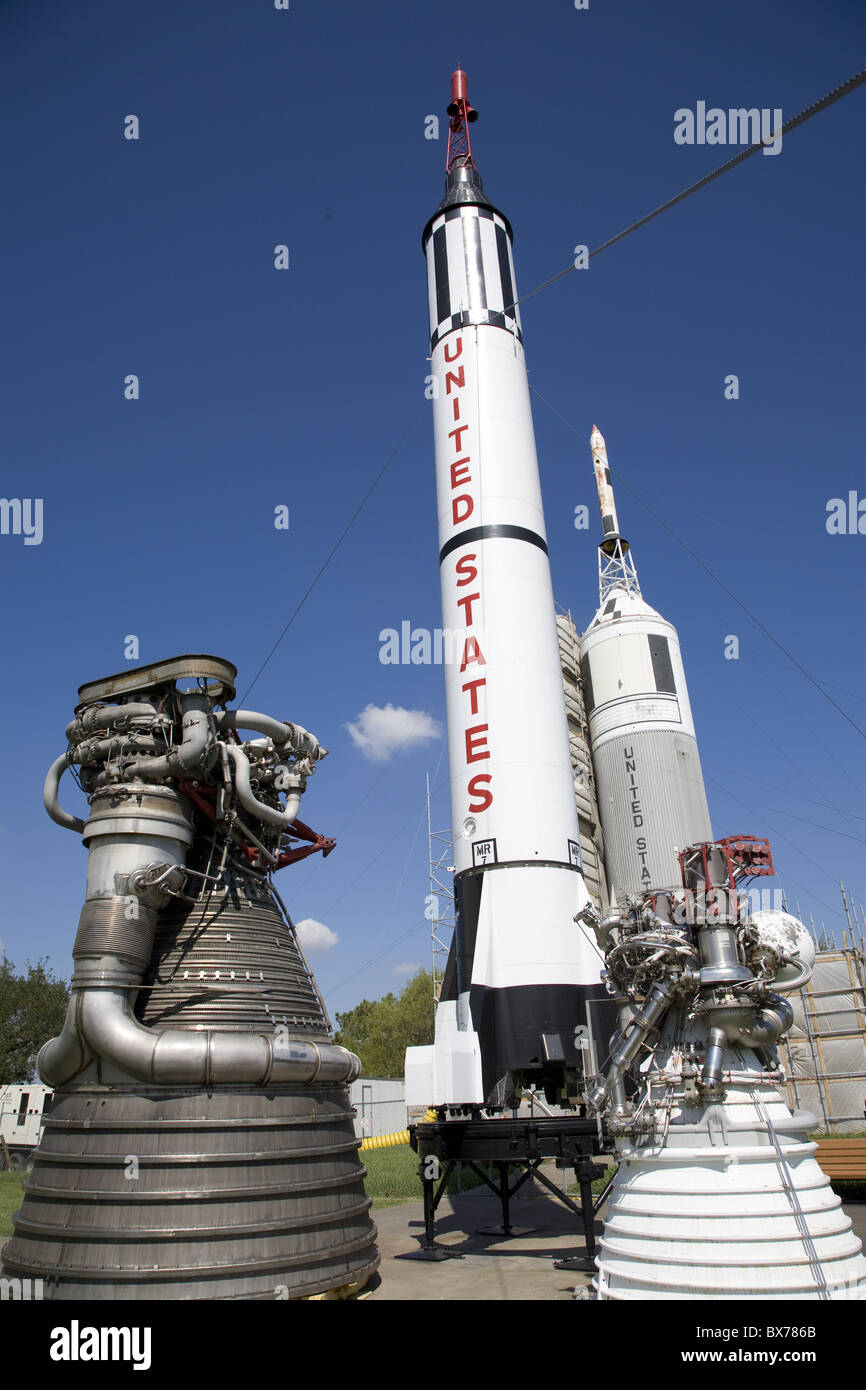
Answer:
1;654;379;1300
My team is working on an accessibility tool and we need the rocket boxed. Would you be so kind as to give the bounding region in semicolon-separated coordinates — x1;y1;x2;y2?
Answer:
405;69;605;1110
590;424;623;543
580;426;714;896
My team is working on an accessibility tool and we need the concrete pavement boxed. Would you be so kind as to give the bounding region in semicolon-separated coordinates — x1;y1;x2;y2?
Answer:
363;1170;598;1301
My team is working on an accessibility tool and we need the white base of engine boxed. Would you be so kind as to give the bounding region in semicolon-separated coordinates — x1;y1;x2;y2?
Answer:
595;1048;866;1300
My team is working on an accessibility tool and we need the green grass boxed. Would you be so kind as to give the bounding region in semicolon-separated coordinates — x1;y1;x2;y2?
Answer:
830;1181;866;1199
362;1146;616;1209
565;1163;618;1200
361;1144;482;1207
590;1163;618;1196
810;1131;866;1139
0;1171;25;1241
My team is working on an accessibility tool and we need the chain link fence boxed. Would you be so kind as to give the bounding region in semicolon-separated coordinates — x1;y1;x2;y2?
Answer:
348;1080;408;1140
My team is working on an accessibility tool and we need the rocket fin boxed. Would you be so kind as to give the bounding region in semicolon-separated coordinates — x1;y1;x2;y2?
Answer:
405;998;483;1107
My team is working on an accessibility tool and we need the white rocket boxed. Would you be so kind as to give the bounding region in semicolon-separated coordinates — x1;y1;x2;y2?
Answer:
405;69;604;1110
580;426;713;897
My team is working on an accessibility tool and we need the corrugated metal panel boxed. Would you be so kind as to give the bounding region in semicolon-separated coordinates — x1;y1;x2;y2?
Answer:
556;614;580;680
579;835;602;881
593;728;712;895
573;783;594;814
558;646;579;682
568;738;588;766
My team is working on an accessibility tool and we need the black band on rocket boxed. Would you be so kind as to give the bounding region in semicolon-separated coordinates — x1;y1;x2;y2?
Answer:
439;524;549;565
455;858;582;881
430;311;524;352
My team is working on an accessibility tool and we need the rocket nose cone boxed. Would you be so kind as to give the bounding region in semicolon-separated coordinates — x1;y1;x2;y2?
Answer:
590;425;605;446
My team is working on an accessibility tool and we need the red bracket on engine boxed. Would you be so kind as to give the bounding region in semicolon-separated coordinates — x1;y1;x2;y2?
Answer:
177;781;217;820
678;835;774;901
717;835;774;879
274;819;337;871
177;784;335;870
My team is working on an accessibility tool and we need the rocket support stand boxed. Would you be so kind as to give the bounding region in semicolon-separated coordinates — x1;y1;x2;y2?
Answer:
401;1117;608;1267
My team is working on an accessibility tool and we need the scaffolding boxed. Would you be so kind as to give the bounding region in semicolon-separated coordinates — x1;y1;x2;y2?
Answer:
426;773;455;1007
555;607;608;911
783;935;866;1133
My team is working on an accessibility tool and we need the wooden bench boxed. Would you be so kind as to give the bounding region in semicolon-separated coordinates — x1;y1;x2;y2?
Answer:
814;1138;866;1181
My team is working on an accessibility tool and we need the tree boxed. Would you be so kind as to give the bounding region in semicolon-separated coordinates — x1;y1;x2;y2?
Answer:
334;969;434;1078
0;957;69;1083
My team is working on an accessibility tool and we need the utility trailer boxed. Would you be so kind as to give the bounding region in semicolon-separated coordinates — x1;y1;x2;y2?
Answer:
0;1085;53;1169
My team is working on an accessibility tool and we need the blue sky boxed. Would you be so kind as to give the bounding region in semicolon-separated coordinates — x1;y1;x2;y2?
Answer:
0;0;864;1018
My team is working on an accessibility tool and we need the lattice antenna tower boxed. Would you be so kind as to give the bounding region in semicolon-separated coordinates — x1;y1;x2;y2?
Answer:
426;773;455;1007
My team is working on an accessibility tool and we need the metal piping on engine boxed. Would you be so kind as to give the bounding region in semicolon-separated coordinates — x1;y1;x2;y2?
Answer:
39;984;359;1088
587;978;674;1115
700;1024;728;1095
39;996;93;1082
225;742;303;827
44;753;85;834
66;702;164;740
734;993;793;1048
124;691;214;782
215;709;323;760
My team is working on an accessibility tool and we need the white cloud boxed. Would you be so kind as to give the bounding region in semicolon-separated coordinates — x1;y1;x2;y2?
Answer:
295;919;339;954
345;703;441;762
392;962;421;976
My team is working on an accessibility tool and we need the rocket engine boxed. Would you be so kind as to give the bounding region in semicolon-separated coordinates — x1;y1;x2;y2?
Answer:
1;655;378;1300
584;837;866;1299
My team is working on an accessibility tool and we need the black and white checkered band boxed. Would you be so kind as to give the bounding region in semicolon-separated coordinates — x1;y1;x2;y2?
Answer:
426;204;523;351
430;308;524;351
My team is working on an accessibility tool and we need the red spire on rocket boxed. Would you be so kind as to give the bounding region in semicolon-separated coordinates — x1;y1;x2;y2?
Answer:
446;66;479;172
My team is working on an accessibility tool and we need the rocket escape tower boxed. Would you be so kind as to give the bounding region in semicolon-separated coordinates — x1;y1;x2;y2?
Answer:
590;425;641;603
445;66;478;175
